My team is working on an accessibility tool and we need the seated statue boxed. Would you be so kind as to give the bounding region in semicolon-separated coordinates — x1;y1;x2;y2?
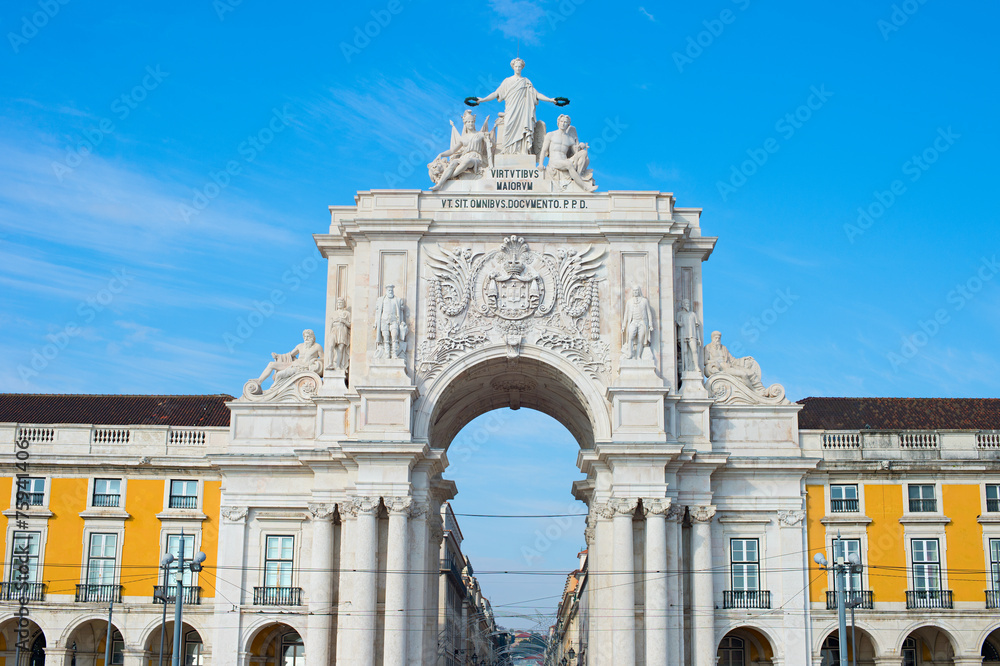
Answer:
428;110;494;191
257;329;324;386
537;114;596;192
703;330;764;391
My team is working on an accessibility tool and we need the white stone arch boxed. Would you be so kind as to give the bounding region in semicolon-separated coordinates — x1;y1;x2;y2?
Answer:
0;613;52;647
975;623;1000;659
413;343;612;450
136;617;210;654
812;620;882;660
55;613;123;649
716;622;784;663
241;617;307;656
893;621;963;657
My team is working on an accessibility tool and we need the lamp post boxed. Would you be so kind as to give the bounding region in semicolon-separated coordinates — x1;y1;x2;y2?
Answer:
157;554;173;666
815;538;863;666
162;536;207;666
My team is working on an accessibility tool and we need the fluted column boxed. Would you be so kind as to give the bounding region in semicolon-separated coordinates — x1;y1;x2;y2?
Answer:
665;505;684;666
406;501;429;665
351;496;381;666
643;499;670;666
611;498;638;666
306;503;336;666
383;497;412;666
690;505;717;666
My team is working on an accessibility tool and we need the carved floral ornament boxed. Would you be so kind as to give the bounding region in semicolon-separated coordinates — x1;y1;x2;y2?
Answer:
777;509;806;526
419;236;609;382
690;505;717;523
221;506;249;523
307;503;337;521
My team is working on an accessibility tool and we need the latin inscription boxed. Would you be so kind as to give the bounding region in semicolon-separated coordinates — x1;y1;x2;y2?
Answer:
439;198;588;209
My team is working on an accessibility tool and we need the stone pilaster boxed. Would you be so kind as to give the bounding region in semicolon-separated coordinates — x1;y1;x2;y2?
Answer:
589;502;615;665
212;506;249;666
664;505;685;666
610;498;639;666
643;498;670;666
350;496;381;666
383;496;412;666
306;503;337;666
406;500;429;665
689;505;716;666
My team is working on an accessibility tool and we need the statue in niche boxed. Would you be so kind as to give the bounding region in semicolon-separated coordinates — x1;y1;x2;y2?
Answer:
428;110;494;191
470;58;566;156
675;298;702;373
703;330;764;390
255;329;324;386
374;285;406;359
538;114;597;192
328;298;351;370
621;285;655;360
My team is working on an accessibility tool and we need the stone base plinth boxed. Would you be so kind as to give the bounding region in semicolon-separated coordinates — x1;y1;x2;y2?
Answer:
617;358;662;388
678;370;708;397
368;358;409;385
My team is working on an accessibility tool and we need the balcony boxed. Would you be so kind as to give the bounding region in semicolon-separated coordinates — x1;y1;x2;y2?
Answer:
830;498;859;513
906;589;953;609
253;586;301;606
76;584;123;603
17;492;44;506
153;585;201;605
92;493;121;508
723;590;771;609
988;590;1000;609
826;590;873;610
908;498;937;513
168;495;197;509
0;582;46;601
988;498;1000;513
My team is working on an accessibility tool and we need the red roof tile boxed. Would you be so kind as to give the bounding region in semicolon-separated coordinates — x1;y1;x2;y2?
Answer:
797;397;1000;431
0;394;233;427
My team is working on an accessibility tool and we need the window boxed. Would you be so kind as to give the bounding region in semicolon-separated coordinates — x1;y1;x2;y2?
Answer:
911;539;941;591
93;479;121;508
281;633;304;666
265;536;294;587
730;539;759;591
16;478;44;507
820;635;840;666
991;539;1000;591
833;538;863;592
169;480;198;509
10;532;40;583
110;630;124;665
830;484;859;513
164;534;196;591
902;637;917;666
988;484;1000;513
87;533;118;585
718;636;745;666
184;631;203;666
908;484;936;512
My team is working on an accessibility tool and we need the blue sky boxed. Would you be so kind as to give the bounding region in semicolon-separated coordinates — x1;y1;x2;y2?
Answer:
1;0;997;629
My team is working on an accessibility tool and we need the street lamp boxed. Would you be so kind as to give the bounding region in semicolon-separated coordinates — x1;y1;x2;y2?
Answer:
162;537;207;666
815;538;864;666
157;554;174;666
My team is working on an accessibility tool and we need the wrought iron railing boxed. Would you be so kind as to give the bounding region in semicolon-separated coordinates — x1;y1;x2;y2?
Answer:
905;589;952;609
253;586;301;605
0;582;45;601
75;584;122;603
168;495;197;509
92;493;120;507
908;498;937;513
830;498;859;513
722;590;771;609
826;590;873;609
153;585;201;604
987;590;1000;609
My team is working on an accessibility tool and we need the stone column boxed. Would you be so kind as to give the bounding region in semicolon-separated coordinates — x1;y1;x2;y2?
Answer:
335;513;356;666
383;496;412;666
425;514;444;665
643;499;670;666
406;501;429;665
121;648;145;666
351;496;381;666
611;498;639;666
43;648;72;666
665;505;684;666
590;502;615;664
306;503;336;666
690;505;716;666
212;506;249;666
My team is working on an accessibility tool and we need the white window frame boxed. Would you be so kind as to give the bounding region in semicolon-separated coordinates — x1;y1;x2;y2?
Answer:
264;535;295;588
730;538;760;592
832;537;864;592
9;530;41;584
910;538;942;592
905;483;938;513
829;484;860;513
986;484;1000;513
85;532;120;587
90;478;124;509
166;479;201;510
12;477;46;509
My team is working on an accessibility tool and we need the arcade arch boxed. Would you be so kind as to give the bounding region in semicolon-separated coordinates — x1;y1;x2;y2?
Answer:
245;623;304;666
717;626;776;665
898;625;958;664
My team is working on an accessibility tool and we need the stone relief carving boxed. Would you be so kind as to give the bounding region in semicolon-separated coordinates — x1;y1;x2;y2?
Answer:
538;114;596;192
609;497;640;516
665;504;686;522
418;237;609;382
621;285;655;361
408;501;429;519
590;501;615;521
242;329;324;402
328;298;351;371
385;496;413;515
690;505;717;523
490;377;537;392
675;298;702;374
777;509;806;527
347;496;381;516
308;503;337;521
374;285;408;360
703;330;788;405
221;506;249;523
643;498;672;515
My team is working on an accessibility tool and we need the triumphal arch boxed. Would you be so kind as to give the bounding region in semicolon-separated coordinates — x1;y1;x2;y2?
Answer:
214;60;810;666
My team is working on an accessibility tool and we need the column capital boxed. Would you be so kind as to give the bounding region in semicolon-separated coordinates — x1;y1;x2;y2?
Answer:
777;509;805;527
590;501;615;520
690;505;716;523
408;499;430;518
610;497;640;516
385;496;413;515
643;498;672;516
665;504;685;522
221;505;249;523
428;516;444;543
345;495;381;517
307;502;337;521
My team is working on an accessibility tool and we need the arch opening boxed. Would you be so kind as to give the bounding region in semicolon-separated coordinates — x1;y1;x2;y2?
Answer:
245;623;303;666
982;626;1000;664
718;627;775;665
143;622;203;666
900;626;957;665
820;628;878;666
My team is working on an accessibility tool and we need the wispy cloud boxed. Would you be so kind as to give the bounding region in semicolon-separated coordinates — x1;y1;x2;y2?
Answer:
639;6;656;22
489;0;549;44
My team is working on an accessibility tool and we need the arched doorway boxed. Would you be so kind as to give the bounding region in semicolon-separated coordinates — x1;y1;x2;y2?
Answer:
143;622;204;666
0;618;46;666
981;626;1000;665
246;623;304;666
717;627;774;666
819;628;878;666
900;626;957;665
63;620;123;666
